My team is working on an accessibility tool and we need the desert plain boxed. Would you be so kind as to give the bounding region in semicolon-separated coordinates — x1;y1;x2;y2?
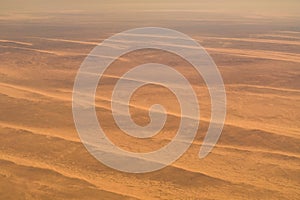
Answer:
0;2;300;200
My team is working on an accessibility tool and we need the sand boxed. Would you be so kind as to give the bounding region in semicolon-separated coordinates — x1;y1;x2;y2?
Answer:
0;8;299;200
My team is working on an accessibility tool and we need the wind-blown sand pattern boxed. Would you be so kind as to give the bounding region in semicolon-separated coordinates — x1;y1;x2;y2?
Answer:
0;1;300;199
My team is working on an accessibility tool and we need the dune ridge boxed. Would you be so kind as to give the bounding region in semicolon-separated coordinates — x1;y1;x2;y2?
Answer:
0;125;298;199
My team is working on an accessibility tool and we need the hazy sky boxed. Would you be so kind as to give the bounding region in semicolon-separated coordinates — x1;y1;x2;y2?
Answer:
1;0;300;17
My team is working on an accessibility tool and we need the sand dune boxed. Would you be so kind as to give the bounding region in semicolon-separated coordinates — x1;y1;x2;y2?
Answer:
0;39;32;46
16;36;300;63
0;159;136;200
206;47;300;63
1;119;299;163
2;78;299;137
253;34;300;40
0;45;65;56
277;31;300;35
0;123;298;199
198;36;300;46
228;84;300;93
31;37;129;50
0;82;70;102
1;80;299;140
30;37;100;45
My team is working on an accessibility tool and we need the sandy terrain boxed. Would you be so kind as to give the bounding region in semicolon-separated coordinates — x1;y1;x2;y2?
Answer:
0;6;299;200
